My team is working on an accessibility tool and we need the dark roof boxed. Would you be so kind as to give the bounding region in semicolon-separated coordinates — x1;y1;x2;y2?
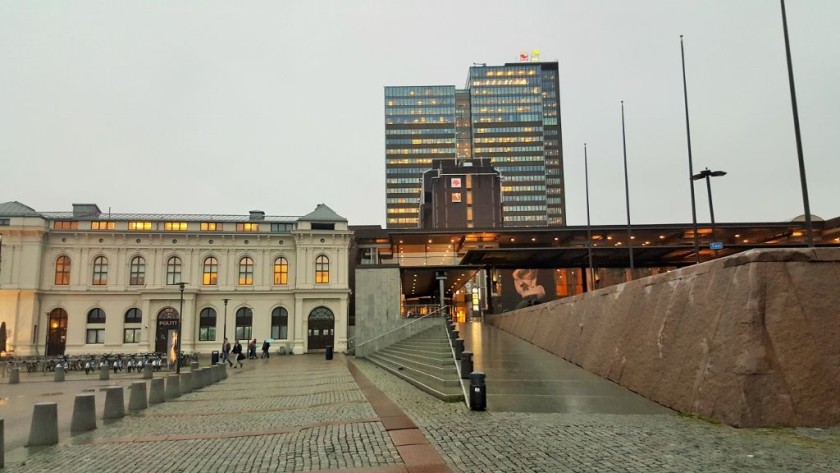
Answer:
299;204;347;223
0;201;40;217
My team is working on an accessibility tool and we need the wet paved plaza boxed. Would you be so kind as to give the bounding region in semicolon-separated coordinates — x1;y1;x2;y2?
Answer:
1;334;839;472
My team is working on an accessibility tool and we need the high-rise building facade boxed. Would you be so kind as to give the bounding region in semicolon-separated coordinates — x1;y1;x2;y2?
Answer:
385;62;564;229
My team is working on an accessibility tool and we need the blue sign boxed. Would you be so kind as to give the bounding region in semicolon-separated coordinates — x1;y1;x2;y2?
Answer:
710;242;724;250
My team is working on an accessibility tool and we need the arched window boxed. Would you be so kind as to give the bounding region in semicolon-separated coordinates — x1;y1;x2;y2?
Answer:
166;256;182;285
199;307;217;341
124;308;142;343
238;257;254;285
273;257;289;285
271;307;288;339
124;308;142;323
203;257;218;285
92;256;108;285
235;307;253;340
55;256;71;285
315;255;329;283
87;308;106;344
129;256;145;285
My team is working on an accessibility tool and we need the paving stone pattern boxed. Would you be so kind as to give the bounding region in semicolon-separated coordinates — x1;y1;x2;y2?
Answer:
4;355;840;472
352;359;840;473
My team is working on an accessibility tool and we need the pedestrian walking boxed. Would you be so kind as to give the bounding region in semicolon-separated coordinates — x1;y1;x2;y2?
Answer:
261;339;271;359
248;339;257;359
222;337;232;366
232;340;244;368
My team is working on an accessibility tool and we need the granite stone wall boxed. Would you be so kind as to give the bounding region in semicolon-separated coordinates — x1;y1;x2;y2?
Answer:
487;248;840;427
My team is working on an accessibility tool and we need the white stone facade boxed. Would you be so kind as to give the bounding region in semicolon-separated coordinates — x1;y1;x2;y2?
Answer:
0;202;352;357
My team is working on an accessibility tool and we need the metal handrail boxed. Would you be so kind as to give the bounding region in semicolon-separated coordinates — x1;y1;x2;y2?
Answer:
355;306;448;352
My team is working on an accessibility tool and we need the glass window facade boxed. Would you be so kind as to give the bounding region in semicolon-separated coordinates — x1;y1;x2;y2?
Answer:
385;62;565;228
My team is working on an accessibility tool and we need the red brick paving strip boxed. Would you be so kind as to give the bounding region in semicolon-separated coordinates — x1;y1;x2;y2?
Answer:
346;358;453;473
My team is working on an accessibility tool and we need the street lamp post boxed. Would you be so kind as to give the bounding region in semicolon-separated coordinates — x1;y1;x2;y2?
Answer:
584;143;594;291
223;298;229;341
692;168;727;255
176;282;186;374
680;35;701;264
44;312;50;358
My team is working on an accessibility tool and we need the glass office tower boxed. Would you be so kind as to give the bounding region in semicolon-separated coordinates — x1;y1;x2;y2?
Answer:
385;62;565;229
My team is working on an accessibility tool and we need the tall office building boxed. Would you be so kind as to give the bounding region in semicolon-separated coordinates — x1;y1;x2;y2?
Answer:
385;61;564;229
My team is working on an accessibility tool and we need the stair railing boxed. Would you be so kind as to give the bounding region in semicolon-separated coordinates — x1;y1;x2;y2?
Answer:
355;306;449;357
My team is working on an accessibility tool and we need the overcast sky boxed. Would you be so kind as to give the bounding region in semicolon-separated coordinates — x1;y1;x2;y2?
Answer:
1;1;837;226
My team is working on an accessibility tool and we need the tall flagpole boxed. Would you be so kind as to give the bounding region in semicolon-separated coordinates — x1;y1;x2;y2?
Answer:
780;0;814;247
585;143;594;291
621;101;634;272
681;35;701;263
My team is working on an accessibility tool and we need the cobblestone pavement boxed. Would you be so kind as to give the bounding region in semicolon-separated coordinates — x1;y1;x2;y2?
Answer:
3;355;840;472
351;359;840;473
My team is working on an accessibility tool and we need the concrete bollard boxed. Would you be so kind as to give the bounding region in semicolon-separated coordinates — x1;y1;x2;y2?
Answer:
165;374;181;400
218;362;227;380
99;365;110;381
28;402;58;446
454;338;464;360
449;329;459;342
128;381;148;412
460;351;473;379
149;378;165;404
180;372;193;394
9;367;20;384
190;361;199;370
71;393;97;433
103;387;125;419
54;365;66;382
191;369;204;390
142;364;153;379
203;366;212;386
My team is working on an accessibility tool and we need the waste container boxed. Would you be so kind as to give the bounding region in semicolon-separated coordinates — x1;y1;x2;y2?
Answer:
469;371;486;411
211;351;220;365
325;346;334;360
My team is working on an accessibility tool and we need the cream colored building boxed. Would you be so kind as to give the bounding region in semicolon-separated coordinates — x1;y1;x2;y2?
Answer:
0;201;352;358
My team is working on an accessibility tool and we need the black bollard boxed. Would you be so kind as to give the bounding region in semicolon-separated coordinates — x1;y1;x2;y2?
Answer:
454;338;464;360
469;371;486;411
325;345;334;361
460;351;473;379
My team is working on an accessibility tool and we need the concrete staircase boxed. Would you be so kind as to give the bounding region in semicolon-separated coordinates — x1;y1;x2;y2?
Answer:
364;324;463;402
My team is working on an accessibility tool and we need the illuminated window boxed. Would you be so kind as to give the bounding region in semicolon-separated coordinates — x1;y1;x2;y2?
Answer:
315;255;329;284
237;223;259;232
129;256;145;285
203;257;218;285
200;222;220;231
54;221;78;230
91;221;115;230
54;256;71;285
92;256;108;285
199;308;217;341
164;222;188;231
273;257;288;285
128;221;153;231
238;257;254;285
166;256;182;285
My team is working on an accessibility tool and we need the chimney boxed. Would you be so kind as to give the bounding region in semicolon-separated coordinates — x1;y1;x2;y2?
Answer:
72;204;101;218
249;210;265;221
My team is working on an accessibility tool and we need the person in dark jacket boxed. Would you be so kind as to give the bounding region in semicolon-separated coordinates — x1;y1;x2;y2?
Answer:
222;338;232;366
231;340;244;368
261;340;271;359
248;339;257;359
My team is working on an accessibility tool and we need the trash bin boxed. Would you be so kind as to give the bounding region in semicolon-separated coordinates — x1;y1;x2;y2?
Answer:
211;351;220;365
469;371;486;411
325;346;334;361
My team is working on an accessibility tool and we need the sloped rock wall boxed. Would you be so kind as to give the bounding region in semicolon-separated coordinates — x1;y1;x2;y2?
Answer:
487;248;840;427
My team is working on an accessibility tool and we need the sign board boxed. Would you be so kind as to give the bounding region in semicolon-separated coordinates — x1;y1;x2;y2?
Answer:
710;242;724;250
